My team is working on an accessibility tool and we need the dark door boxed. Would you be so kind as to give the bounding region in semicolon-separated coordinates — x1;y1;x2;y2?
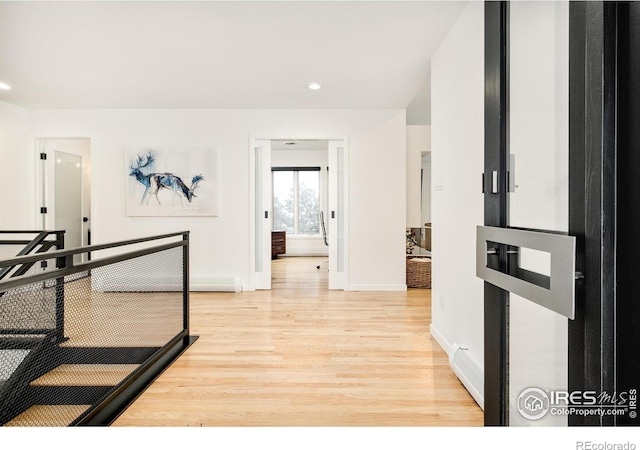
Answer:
481;1;640;427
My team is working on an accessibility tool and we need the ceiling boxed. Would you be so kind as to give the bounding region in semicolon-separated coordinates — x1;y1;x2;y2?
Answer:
0;1;467;110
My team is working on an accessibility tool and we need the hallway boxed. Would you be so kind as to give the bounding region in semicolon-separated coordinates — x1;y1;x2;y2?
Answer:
113;257;483;426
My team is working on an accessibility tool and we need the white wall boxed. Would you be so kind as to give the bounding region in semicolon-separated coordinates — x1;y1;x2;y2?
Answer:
406;125;430;227
271;148;328;256
348;111;406;290
25;108;407;291
430;1;484;403
0;101;31;229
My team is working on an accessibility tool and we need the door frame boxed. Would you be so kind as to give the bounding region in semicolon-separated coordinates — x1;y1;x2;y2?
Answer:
34;137;92;247
248;135;350;292
483;1;635;426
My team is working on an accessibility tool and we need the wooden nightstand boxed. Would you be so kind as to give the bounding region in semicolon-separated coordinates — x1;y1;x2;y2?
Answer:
272;231;286;259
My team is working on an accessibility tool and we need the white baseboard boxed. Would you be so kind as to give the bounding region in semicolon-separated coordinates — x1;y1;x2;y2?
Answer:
190;277;242;292
92;275;181;292
429;323;452;356
347;284;407;292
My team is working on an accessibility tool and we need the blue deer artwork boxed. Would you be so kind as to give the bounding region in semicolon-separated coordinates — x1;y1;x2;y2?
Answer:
129;152;204;207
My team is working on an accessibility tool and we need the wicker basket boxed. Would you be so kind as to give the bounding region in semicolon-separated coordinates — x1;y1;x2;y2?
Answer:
406;255;432;289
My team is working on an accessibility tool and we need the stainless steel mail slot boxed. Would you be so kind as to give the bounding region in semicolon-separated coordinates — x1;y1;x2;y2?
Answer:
476;226;576;319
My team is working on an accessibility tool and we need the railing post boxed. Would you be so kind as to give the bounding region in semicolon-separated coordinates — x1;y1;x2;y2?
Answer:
54;254;72;343
182;231;190;334
54;230;65;274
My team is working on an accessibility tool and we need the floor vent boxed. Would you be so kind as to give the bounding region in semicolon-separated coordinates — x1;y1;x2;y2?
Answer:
449;343;484;410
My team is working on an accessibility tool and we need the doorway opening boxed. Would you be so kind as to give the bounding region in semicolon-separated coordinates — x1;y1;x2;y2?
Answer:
270;139;329;291
37;138;91;263
250;137;348;291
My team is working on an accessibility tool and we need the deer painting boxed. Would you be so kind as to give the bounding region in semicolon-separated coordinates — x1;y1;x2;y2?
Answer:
129;152;204;207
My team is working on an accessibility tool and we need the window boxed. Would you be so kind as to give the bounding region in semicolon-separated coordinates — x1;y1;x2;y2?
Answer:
272;168;320;235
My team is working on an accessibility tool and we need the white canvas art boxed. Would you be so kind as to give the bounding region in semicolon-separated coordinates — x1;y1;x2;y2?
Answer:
125;147;218;216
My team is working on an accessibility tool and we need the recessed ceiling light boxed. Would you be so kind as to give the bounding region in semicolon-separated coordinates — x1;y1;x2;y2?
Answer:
0;82;11;90
308;82;321;90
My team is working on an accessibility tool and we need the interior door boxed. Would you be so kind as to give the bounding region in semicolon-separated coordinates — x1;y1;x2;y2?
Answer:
481;1;576;427
54;151;83;263
253;139;272;290
328;140;346;290
482;0;636;427
42;139;90;264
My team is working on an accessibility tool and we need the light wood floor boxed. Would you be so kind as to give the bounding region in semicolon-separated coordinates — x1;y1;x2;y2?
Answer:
112;257;483;426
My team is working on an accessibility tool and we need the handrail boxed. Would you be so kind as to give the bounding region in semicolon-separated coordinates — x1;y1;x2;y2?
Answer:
0;231;189;269
0;232;189;293
0;230;65;282
0;241;186;293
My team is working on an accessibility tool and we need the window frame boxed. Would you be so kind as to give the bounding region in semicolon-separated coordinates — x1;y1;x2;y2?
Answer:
271;167;322;237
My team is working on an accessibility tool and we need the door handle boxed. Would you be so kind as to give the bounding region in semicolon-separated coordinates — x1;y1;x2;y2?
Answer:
476;226;576;319
331;211;335;219
264;211;269;219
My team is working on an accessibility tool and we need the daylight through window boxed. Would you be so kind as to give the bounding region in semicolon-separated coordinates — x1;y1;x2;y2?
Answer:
272;168;320;235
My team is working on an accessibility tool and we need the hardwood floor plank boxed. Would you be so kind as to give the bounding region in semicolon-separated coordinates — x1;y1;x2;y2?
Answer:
112;257;483;426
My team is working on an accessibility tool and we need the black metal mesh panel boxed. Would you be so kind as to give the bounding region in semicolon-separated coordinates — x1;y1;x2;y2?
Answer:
69;247;184;347
0;349;30;381
0;280;57;331
0;245;185;426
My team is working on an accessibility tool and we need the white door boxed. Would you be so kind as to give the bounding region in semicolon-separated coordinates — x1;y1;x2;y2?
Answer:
41;139;91;263
328;140;346;290
253;139;272;289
